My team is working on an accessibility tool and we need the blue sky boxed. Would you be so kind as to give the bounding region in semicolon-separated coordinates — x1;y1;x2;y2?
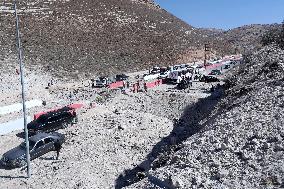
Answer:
154;0;284;30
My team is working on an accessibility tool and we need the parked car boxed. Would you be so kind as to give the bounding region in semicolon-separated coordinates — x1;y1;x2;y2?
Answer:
1;132;65;168
177;79;192;90
200;75;220;83
224;64;230;69
208;69;222;75
150;66;160;74
95;76;110;88
115;74;129;81
159;67;170;79
143;73;160;81
168;68;192;83
28;106;78;135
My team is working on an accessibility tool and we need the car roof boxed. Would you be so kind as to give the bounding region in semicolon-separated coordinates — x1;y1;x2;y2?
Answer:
29;133;52;142
98;76;108;79
116;74;128;77
39;106;71;118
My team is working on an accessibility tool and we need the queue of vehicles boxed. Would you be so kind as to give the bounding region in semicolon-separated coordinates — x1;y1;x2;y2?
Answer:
93;55;242;89
145;55;242;86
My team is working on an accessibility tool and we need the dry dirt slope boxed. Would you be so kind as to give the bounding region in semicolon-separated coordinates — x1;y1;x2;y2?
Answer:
0;82;214;189
126;45;284;188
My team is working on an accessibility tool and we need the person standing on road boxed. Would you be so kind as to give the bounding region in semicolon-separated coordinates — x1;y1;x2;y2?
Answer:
185;71;190;80
144;82;147;92
177;74;182;84
54;141;62;160
123;80;126;89
136;81;140;92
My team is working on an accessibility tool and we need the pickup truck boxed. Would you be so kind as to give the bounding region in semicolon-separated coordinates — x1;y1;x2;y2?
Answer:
95;77;110;88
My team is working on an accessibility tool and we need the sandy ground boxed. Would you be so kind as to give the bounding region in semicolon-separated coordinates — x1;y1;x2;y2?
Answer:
0;66;217;189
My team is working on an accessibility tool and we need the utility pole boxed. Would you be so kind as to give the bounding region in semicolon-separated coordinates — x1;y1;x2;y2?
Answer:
14;0;31;178
204;43;210;67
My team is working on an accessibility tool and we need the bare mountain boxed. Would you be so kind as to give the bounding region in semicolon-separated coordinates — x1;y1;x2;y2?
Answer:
218;24;282;53
0;0;281;78
0;0;207;78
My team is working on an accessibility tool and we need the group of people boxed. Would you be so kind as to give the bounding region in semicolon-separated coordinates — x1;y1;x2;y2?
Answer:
176;71;194;90
132;80;146;93
177;71;193;84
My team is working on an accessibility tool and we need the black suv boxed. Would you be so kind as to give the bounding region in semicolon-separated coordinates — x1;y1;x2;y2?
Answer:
200;75;220;83
115;74;129;81
1;132;65;168
28;106;78;135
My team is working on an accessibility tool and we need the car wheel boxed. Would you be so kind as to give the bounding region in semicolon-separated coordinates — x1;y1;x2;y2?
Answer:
17;158;27;168
62;122;69;129
71;116;78;125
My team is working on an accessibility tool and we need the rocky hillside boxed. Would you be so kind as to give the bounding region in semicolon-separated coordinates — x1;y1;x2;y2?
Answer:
218;24;282;53
0;0;209;78
197;24;282;56
125;45;284;188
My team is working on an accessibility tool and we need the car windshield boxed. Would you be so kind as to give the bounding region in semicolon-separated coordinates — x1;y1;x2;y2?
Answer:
21;140;36;150
160;68;167;72
151;68;160;73
173;66;180;70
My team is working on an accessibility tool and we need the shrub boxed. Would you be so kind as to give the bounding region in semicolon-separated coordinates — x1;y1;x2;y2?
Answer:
95;96;104;103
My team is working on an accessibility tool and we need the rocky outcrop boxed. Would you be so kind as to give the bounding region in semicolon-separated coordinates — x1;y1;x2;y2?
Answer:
127;45;284;188
218;24;282;53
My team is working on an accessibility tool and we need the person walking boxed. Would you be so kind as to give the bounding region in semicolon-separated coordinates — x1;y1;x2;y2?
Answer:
177;74;182;84
54;141;62;160
123;80;126;89
144;82;147;92
137;81;140;92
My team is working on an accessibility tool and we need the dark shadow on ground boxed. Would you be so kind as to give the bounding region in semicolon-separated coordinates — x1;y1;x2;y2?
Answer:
115;87;224;189
0;175;26;179
39;156;55;160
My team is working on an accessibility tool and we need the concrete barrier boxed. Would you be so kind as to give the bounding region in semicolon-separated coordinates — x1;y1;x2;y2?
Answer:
205;63;223;70
108;81;124;89
0;100;43;115
145;79;163;89
0;117;31;135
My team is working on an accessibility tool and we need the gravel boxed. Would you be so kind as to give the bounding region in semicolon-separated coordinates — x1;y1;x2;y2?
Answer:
0;67;214;189
126;45;284;189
